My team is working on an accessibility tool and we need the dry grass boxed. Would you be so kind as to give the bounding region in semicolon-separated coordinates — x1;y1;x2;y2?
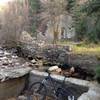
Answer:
73;45;100;56
57;41;100;56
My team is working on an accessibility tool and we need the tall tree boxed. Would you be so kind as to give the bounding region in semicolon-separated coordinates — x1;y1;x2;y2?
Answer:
74;0;100;42
0;0;30;47
42;0;67;44
29;0;41;36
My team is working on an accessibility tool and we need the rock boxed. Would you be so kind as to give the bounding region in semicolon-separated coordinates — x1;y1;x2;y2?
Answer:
45;14;75;42
70;54;99;75
2;60;9;66
14;62;20;66
56;68;62;73
70;67;75;74
22;62;31;67
0;50;4;57
14;42;98;77
12;55;18;59
17;42;38;58
0;67;32;82
31;59;36;64
48;66;59;71
18;95;27;100
78;83;100;100
20;31;33;43
4;51;11;56
16;43;70;65
37;40;45;47
36;60;43;67
42;45;70;65
0;56;8;60
8;59;13;64
0;47;28;70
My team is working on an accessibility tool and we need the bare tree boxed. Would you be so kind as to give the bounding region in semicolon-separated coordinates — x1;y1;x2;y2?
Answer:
0;0;30;47
42;0;67;43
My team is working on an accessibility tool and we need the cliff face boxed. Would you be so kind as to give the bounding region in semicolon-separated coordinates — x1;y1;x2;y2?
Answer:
45;14;75;42
37;0;76;42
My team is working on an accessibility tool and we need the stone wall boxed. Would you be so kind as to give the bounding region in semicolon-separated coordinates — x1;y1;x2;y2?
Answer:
29;70;88;99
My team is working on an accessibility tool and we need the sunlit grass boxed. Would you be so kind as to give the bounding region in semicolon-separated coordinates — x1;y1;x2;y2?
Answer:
57;40;100;56
73;45;100;56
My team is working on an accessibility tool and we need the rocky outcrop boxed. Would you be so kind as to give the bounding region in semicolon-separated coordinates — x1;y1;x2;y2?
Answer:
19;31;34;44
45;14;75;42
16;43;99;77
0;46;32;82
16;43;70;63
16;42;39;58
0;67;31;82
0;46;32;100
42;45;70;65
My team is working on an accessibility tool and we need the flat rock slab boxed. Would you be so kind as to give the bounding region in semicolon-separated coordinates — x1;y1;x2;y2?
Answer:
0;67;32;99
78;83;100;100
0;67;32;82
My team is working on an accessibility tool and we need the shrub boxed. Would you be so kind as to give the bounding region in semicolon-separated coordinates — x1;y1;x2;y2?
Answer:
73;0;100;43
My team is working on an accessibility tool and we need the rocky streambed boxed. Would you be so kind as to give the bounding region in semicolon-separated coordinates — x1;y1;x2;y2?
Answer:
0;46;32;100
0;44;100;100
18;43;99;71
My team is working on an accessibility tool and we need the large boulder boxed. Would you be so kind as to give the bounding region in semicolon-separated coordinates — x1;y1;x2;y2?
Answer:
19;31;34;44
16;42;39;58
0;67;31;100
0;67;32;82
0;46;32;99
78;83;100;100
42;45;70;65
69;54;99;75
16;43;70;64
15;43;99;77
